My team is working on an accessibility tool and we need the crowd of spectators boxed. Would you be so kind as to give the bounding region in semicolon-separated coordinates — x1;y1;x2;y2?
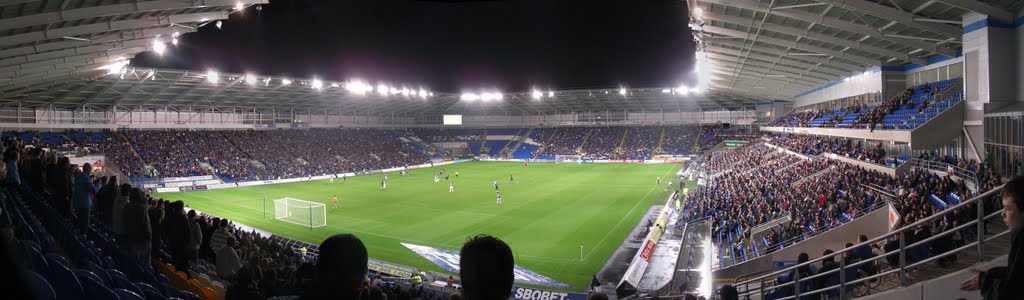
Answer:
127;131;209;178
767;82;945;132
770;134;890;165
409;129;483;143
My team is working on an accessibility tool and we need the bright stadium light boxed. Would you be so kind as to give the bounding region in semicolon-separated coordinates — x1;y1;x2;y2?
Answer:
171;37;179;45
691;87;702;94
532;90;542;99
693;7;704;18
330;82;340;88
662;88;670;93
281;78;292;85
152;40;166;55
461;93;479;101
401;88;410;95
377;84;389;95
235;2;244;10
389;87;399;95
619;88;627;95
418;89;427;98
244;74;257;85
206;70;218;83
345;80;371;95
678;86;689;95
100;60;130;75
311;79;323;90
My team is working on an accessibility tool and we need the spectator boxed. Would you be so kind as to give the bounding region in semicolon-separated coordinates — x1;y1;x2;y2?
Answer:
98;176;119;226
121;188;151;263
446;275;455;288
46;156;72;216
961;176;1024;299
4;149;20;186
72;163;99;230
302;233;368;300
23;147;45;190
187;209;203;267
226;265;265;300
211;218;231;253
719;284;739;300
111;183;131;236
459;235;514;300
217;235;243;280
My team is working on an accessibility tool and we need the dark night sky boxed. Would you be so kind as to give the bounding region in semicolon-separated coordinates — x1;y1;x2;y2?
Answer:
132;0;696;93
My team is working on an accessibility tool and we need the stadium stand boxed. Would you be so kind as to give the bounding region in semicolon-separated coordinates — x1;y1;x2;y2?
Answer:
767;79;963;131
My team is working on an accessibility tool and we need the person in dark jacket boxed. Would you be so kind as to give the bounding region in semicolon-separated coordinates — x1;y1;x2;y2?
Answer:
962;176;1024;300
301;234;367;300
121;188;151;263
23;147;45;190
98;176;119;226
72;163;100;230
164;200;192;271
46;156;72;216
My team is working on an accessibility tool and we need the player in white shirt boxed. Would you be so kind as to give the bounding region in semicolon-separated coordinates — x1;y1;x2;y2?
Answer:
494;178;499;191
434;174;439;183
329;176;335;184
496;191;502;204
449;181;454;192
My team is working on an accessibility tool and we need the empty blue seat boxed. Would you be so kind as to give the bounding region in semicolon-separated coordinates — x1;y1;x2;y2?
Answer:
78;273;119;300
46;258;86;300
28;271;57;300
116;288;146;300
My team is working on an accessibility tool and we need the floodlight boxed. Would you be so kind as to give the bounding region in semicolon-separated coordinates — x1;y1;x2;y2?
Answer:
619;88;627;95
216;20;223;29
235;2;244;10
171;38;178;45
281;78;292;85
691;87;701;94
662;88;670;93
377;84;389;95
532;90;542;99
461;93;479;101
206;70;218;83
693;7;703;18
152;40;166;55
245;74;257;85
312;79;323;89
548;91;554;97
418;89;427;98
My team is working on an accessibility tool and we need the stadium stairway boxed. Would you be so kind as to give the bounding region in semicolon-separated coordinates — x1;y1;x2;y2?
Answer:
654;127;666;154
578;128;595;153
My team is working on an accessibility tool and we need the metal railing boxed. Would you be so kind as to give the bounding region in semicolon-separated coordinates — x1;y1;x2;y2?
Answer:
906;157;979;185
735;184;1006;300
715;200;888;270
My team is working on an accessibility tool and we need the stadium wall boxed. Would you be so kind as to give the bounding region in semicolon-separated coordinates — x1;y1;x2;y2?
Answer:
793;70;883;108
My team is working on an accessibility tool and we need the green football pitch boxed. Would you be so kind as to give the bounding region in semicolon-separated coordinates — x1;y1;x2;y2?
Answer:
155;161;682;290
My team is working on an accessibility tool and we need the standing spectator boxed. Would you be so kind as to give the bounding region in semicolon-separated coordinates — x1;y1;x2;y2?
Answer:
186;209;203;268
165;201;192;270
301;233;368;300
149;200;165;258
217;235;242;280
72;163;99;230
961;176;1024;299
210;218;231;253
23;147;45;190
98;176;119;226
459;235;514;300
46;156;72;216
112;184;131;236
4;149;20;187
226;265;265;300
121;188;151;263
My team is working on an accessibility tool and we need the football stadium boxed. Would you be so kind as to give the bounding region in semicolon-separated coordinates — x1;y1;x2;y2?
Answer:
1;1;1023;300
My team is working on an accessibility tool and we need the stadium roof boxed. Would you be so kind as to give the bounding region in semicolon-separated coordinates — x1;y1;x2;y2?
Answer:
0;67;760;115
0;0;265;92
688;0;1024;99
3;0;1021;111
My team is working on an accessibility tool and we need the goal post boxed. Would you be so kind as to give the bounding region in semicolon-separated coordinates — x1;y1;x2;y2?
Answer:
273;197;327;229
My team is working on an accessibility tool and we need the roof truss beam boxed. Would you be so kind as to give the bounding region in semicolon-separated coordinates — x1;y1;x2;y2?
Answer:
701;11;926;64
697;0;958;58
810;0;962;38
0;11;226;47
701;25;882;66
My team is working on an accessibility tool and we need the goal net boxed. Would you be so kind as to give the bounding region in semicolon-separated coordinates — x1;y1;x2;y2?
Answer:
555;154;583;164
273;198;327;228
